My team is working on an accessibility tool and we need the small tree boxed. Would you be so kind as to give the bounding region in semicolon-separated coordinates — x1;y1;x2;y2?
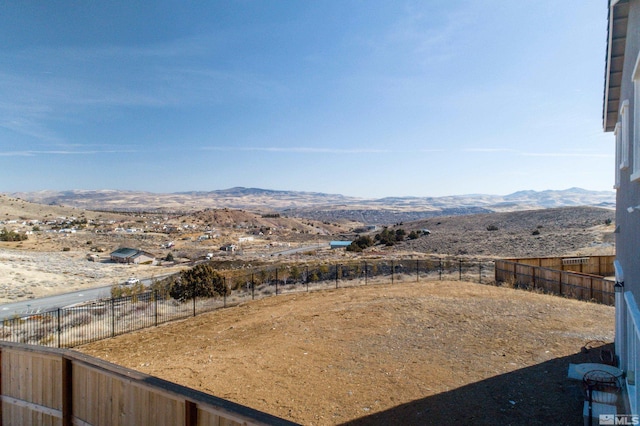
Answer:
278;266;290;285
347;235;374;252
290;265;301;282
319;263;330;278
170;264;228;302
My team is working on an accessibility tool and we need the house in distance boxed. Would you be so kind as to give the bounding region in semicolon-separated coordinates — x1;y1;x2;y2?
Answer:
109;248;156;265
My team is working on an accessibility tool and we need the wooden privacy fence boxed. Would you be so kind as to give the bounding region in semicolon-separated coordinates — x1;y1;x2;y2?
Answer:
495;259;615;305
503;255;615;276
0;341;297;426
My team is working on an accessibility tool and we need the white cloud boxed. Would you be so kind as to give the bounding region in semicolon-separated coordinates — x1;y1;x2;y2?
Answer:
520;151;612;158
462;148;516;153
202;146;392;154
0;149;137;157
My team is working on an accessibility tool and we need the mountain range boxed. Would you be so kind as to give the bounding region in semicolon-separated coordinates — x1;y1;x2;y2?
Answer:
7;187;615;225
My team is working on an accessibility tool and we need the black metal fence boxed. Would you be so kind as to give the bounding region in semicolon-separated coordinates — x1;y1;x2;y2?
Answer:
0;258;494;348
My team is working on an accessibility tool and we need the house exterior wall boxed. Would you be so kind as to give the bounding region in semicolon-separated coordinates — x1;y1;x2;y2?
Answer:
607;0;640;415
616;1;640;299
132;253;155;264
110;254;131;264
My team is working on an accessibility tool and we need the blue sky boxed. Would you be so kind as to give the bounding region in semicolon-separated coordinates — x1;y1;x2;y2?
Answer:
0;1;613;198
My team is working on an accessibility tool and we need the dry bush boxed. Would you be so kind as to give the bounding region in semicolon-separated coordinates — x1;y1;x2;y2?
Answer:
64;312;92;328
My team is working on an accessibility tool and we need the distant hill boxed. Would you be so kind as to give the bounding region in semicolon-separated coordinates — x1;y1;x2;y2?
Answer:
7;187;615;225
392;205;616;258
0;193;129;221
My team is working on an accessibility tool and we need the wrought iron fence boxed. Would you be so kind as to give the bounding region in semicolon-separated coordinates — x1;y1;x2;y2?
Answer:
0;258;494;348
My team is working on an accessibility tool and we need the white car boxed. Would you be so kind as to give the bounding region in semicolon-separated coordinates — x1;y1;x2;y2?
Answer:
125;277;140;285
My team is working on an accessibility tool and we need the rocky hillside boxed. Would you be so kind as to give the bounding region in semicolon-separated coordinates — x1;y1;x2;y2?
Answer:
379;206;616;258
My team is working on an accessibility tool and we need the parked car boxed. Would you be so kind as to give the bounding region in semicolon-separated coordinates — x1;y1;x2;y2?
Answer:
125;277;140;285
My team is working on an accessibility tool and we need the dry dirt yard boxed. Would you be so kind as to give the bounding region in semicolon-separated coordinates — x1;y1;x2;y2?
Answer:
77;280;614;425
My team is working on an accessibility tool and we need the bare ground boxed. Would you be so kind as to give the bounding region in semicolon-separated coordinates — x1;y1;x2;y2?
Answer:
77;280;614;425
0;246;184;303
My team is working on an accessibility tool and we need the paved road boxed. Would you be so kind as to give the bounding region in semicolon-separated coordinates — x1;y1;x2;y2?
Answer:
0;275;175;321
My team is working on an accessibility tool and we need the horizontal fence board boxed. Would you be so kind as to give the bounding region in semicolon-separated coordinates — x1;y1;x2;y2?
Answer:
2;403;61;426
0;395;62;419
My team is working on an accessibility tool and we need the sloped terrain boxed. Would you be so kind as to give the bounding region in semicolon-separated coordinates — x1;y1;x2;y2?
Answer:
389;206;615;258
0;194;127;222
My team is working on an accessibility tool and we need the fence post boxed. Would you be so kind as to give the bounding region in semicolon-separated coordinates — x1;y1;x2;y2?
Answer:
335;264;339;289
590;277;594;301
61;356;73;426
185;400;198;426
275;269;278;295
459;260;462;280
111;298;115;338
364;261;368;285
252;273;255;300
439;260;443;280
192;279;196;317
416;259;419;282
154;290;158;327
57;308;61;348
479;262;482;284
532;266;536;289
559;272;563;296
306;266;309;292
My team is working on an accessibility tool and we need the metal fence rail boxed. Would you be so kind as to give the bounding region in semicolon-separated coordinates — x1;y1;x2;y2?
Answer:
1;258;493;348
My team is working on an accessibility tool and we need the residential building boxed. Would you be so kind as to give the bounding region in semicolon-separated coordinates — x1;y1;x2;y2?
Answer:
110;248;156;265
604;0;640;414
330;241;352;249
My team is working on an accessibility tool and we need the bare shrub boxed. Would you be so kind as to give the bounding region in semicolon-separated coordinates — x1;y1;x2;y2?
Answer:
64;312;92;328
261;287;275;296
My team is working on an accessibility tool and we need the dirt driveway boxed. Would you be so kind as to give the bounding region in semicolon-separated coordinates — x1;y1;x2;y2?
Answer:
77;280;614;425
